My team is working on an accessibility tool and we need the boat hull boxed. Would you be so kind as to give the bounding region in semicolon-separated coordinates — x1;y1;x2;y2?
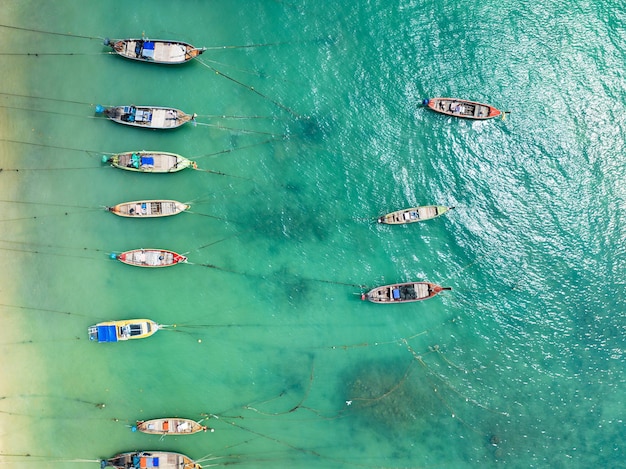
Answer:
104;151;197;173
424;98;501;119
116;249;187;268
88;319;159;343
136;418;207;435
362;282;450;304
108;200;189;218
378;205;452;224
105;38;205;64
103;451;201;469
98;105;195;129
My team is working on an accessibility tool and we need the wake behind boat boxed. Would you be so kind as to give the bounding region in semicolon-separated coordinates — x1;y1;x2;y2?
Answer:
96;104;196;129
107;200;189;218
88;319;160;343
112;249;188;268
423;98;501;120
361;281;451;304
105;38;206;64
102;451;201;469
102;151;197;173
134;418;209;435
378;205;453;224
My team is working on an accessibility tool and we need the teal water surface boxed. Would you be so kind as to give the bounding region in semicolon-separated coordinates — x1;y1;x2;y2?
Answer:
0;1;624;468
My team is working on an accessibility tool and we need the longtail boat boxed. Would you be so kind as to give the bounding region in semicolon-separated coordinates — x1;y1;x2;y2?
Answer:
107;200;189;218
105;38;206;64
88;319;160;343
423;98;501;120
96;104;196;129
102;451;201;469
134;418;209;435
113;249;187;268
378;205;453;225
102;151;197;173
361;282;451;304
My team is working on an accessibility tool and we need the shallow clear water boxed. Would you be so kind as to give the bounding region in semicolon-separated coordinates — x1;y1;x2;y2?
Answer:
0;1;625;468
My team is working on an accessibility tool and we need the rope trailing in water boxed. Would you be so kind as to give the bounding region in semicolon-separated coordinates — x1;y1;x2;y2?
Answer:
203;40;293;50
195;57;302;118
0;52;112;56
0;137;100;154
0;103;96;119
193;121;285;138
0;91;97;106
193;137;281;159
0;23;103;40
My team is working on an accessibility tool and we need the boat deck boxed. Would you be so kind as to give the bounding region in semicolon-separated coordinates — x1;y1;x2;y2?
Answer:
127;250;174;267
115;153;182;171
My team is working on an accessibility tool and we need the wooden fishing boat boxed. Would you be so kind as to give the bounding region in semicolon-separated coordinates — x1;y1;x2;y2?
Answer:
102;451;201;469
134;418;208;435
107;200;189;218
361;282;451;304
378;205;453;225
423;98;501;120
113;249;188;268
105;38;206;64
88;319;160;343
102;151;197;173
96;104;196;129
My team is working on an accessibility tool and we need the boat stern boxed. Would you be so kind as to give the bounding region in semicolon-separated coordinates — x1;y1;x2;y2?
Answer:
88;325;99;341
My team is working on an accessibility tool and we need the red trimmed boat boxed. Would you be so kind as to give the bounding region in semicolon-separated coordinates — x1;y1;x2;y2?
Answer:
361;281;450;304
112;249;187;268
423;98;501;120
102;451;201;469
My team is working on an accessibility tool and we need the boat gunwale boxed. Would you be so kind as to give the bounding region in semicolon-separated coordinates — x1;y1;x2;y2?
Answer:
425;97;501;119
116;248;188;268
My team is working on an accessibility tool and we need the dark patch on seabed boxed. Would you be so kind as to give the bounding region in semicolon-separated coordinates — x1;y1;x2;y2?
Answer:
341;357;442;440
288;114;333;145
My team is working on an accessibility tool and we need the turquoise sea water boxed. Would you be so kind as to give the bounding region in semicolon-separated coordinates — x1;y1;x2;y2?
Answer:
0;1;625;467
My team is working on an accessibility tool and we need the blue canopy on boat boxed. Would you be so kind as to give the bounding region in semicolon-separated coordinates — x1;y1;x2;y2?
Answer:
392;288;401;300
143;41;155;50
97;325;118;343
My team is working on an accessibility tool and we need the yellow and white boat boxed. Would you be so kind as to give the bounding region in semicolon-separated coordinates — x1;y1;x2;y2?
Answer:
88;319;160;343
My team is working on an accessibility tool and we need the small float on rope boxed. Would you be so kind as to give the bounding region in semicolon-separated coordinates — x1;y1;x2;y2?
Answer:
422;97;502;120
361;281;451;304
95;104;196;129
104;37;206;64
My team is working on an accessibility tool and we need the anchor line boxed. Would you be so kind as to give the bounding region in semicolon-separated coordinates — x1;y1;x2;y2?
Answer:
0;104;95;119
0;23;103;40
193;121;285;138
0;137;101;154
193;137;281;159
0;52;111;56
195;58;302;118
0;91;97;106
203;41;293;50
